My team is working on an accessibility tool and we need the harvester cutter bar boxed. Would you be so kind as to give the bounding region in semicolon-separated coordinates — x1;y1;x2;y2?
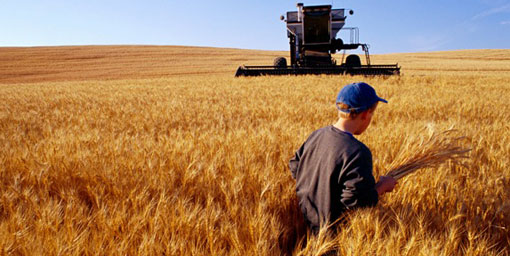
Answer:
235;65;400;77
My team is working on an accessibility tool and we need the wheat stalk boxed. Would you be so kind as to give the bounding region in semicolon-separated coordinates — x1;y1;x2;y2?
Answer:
386;129;471;180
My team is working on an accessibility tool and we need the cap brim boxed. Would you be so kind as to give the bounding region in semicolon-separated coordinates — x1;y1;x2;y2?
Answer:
378;97;388;103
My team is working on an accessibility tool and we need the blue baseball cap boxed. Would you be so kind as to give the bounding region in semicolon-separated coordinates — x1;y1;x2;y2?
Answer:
336;82;388;113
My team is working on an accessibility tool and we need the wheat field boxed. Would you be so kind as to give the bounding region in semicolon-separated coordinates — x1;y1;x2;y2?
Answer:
1;46;510;255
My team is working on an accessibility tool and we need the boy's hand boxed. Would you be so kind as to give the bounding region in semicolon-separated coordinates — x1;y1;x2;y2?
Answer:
375;175;397;195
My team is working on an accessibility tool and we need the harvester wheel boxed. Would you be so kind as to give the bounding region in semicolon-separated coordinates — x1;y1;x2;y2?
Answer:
345;54;361;67
274;57;287;69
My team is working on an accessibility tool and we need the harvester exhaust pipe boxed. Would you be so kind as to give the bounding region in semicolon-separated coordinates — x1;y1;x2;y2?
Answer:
297;3;304;22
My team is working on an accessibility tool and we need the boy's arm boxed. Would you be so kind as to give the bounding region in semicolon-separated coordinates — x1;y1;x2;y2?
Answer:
339;151;379;209
289;143;305;179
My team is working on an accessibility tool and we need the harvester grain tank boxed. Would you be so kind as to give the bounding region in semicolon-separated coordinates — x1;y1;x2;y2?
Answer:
235;3;400;76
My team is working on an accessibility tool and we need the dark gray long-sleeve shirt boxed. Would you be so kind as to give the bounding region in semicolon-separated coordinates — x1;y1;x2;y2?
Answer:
289;125;379;230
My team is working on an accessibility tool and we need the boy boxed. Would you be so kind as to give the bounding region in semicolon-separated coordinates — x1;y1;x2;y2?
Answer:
289;82;396;233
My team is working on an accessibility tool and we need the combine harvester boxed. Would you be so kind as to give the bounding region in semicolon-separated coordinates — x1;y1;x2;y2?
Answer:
235;3;400;77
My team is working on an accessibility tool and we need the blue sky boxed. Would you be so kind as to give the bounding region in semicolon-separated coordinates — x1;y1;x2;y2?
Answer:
1;0;509;53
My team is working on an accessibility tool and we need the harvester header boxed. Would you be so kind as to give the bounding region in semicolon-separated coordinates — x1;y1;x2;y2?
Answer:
235;3;400;77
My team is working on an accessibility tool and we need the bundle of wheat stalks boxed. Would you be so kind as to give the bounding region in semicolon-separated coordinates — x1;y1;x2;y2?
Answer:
386;129;471;180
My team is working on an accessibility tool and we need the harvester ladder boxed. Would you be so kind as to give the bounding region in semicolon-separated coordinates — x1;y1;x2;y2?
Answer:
341;50;346;64
362;44;371;66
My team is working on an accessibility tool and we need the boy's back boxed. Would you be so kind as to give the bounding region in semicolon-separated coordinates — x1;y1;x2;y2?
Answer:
290;125;378;231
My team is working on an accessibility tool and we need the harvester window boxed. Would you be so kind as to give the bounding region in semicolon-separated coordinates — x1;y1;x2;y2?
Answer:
303;11;330;44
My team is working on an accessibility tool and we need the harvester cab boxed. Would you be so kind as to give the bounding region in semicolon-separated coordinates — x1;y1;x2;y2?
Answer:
235;3;400;76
